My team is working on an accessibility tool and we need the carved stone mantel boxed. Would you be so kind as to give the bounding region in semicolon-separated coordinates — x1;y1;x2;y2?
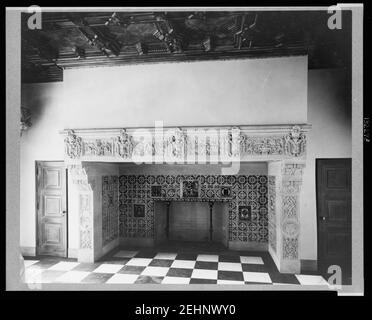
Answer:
62;124;311;268
60;124;311;163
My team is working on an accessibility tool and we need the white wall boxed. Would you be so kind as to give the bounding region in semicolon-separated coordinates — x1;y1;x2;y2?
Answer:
62;56;308;127
300;68;351;261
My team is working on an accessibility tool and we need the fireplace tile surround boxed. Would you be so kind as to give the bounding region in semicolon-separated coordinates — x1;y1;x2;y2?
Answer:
117;174;268;243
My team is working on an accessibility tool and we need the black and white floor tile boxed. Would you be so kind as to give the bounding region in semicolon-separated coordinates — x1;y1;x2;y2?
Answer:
23;249;329;286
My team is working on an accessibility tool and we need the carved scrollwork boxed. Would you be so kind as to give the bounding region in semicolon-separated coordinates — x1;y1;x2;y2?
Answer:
282;163;305;178
79;194;92;249
282;238;298;259
115;129;133;158
240;135;284;156
284;126;306;157
282;218;300;238
64;130;83;159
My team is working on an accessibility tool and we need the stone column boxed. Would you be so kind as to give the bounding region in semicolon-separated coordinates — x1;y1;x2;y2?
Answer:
268;160;305;274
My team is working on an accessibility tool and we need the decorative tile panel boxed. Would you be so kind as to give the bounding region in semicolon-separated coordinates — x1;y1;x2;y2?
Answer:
268;176;276;253
119;174;268;243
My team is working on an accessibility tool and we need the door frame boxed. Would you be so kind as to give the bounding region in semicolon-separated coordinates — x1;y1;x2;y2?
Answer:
315;157;352;274
35;160;69;257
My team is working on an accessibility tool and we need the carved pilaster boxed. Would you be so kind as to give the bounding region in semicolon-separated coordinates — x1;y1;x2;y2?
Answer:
280;162;304;272
268;160;305;274
68;163;94;262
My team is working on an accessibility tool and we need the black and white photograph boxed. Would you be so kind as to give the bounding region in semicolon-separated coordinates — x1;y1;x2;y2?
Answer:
5;5;364;300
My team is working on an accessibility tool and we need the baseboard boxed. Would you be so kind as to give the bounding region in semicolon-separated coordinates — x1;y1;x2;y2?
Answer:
301;259;318;272
228;241;267;252
21;246;36;257
120;237;155;248
102;238;120;256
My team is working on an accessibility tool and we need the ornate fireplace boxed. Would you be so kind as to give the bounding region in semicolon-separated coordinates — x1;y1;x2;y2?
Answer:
62;124;310;274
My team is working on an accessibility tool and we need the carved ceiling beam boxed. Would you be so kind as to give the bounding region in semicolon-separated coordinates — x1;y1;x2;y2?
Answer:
73;46;86;59
104;12;130;27
135;42;147;55
225;13;261;49
152;15;185;53
202;36;213;52
69;14;121;57
187;12;207;21
21;35;60;66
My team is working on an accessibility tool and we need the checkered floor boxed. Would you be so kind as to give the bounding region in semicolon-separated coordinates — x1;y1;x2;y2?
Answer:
23;249;329;286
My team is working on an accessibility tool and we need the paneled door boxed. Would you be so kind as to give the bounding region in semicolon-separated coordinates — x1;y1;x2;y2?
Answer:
36;161;67;257
316;158;351;284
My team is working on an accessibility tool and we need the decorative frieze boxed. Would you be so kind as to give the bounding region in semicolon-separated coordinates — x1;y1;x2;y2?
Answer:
85;139;113;156
240;135;285;156
60;125;310;162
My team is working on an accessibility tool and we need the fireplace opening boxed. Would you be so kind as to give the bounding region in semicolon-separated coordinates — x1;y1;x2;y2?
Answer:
154;201;228;248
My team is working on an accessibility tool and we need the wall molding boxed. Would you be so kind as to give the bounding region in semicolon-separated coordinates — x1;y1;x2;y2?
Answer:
228;241;268;251
101;238;120;259
120;237;155;247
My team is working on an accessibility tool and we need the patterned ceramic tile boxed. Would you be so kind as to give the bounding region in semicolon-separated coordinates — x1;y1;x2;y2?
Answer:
118;174;268;244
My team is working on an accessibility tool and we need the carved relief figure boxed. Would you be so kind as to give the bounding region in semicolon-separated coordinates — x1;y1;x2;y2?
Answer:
115;129;133;158
284;126;306;157
165;128;185;159
64;130;83;159
85;139;112;156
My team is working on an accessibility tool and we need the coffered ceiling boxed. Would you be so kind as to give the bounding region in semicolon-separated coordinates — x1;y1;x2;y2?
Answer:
21;10;351;83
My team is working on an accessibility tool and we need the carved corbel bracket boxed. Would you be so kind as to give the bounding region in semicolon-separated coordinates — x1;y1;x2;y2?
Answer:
284;125;306;157
115;129;134;159
64;130;83;159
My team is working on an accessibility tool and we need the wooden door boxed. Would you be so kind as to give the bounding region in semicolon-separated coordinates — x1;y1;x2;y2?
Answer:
36;161;67;257
317;158;351;284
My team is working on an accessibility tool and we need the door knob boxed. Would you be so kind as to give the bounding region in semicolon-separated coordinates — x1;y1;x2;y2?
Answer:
61;210;66;216
321;217;326;221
